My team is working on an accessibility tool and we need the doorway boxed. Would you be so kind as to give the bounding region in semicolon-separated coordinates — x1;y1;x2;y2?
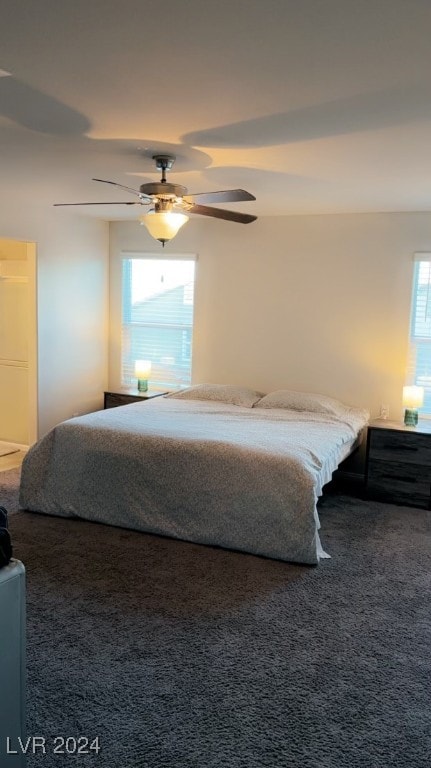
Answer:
0;238;38;452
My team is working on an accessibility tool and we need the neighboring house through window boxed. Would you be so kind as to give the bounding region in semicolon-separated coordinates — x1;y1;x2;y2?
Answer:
122;254;196;390
406;254;431;416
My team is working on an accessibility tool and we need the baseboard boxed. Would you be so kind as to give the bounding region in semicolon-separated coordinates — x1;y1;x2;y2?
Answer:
0;442;28;452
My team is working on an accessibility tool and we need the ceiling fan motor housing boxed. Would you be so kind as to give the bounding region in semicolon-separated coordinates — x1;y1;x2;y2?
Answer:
139;153;188;200
139;182;188;198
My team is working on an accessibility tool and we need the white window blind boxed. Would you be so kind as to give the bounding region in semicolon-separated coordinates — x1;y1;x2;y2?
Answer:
121;255;196;389
406;254;431;416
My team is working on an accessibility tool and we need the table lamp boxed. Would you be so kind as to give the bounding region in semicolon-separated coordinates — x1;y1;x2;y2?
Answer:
402;385;424;426
135;360;151;393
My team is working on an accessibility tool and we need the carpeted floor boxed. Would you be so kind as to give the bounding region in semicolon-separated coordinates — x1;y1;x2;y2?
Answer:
0;466;21;509
2;467;431;767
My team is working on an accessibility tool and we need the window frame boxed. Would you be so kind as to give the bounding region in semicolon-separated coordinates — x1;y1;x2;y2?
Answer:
406;253;431;418
120;252;197;390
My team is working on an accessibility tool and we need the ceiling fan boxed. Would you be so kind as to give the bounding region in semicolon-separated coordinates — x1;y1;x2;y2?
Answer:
54;154;257;246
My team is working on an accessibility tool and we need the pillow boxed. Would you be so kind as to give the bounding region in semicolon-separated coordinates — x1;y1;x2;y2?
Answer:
166;383;263;408
254;389;354;416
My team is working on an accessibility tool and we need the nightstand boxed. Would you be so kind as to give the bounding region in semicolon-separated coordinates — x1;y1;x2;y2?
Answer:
104;389;167;409
365;420;431;509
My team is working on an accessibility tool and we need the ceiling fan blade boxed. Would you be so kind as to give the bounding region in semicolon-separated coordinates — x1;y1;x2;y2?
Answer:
183;189;256;205
185;203;257;223
92;178;148;198
54;201;141;206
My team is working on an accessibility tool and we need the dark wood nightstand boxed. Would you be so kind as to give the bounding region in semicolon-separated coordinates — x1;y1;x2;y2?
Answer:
365;420;431;509
104;389;167;409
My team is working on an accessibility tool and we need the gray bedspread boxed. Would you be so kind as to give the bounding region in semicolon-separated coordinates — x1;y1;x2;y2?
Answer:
19;398;368;564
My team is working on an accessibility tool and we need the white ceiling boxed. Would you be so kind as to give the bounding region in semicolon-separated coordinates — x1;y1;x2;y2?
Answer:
2;0;431;222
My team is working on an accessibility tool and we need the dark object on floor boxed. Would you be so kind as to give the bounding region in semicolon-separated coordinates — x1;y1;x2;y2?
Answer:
0;506;12;568
0;506;8;529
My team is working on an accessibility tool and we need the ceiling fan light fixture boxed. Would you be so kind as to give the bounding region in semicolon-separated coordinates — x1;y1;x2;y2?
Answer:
139;210;189;246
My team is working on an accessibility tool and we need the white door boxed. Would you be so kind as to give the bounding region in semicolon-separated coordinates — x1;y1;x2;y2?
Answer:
0;240;37;445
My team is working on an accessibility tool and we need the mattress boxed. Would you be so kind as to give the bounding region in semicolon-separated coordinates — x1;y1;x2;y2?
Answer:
19;397;368;565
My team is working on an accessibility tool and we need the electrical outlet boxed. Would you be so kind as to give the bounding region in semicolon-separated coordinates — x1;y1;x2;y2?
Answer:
380;404;389;419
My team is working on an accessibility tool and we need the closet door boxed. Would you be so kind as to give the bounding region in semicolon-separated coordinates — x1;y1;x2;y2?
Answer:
0;259;30;444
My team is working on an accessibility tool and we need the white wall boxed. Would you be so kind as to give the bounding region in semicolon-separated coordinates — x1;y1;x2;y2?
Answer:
0;203;423;443
0;203;108;438
110;212;431;422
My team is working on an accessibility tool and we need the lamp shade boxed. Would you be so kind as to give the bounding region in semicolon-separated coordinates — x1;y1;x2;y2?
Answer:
140;211;188;245
402;385;424;409
134;360;151;379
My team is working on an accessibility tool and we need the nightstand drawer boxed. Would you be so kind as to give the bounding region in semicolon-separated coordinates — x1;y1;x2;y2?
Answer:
367;459;431;508
368;429;431;466
104;391;167;409
366;422;431;508
104;392;142;408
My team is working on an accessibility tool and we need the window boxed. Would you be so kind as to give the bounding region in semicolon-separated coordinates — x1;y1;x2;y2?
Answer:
122;255;196;389
406;254;431;416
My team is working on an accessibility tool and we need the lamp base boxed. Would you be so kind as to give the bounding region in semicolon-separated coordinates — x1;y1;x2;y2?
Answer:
137;379;148;393
404;408;418;426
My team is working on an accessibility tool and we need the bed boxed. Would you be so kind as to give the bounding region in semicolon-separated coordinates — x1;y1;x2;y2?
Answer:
19;385;369;565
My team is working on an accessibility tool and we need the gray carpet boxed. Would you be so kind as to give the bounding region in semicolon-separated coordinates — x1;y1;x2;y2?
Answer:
2;467;431;767
0;466;21;511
